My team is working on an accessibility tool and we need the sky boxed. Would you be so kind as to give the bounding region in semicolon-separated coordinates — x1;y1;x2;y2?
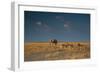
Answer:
24;11;90;42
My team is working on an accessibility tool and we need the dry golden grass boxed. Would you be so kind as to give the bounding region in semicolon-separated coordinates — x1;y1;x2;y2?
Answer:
24;42;90;61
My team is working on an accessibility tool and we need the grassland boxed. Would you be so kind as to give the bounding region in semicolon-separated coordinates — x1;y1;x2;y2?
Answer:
24;42;90;61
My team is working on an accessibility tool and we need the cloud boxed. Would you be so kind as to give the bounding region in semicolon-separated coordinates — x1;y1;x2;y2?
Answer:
64;24;69;28
55;16;61;19
36;21;42;26
35;21;52;32
64;21;71;28
63;21;72;32
43;24;52;32
44;24;49;28
56;16;64;22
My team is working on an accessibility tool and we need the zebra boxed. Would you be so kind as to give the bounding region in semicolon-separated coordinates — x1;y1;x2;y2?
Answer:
49;39;58;47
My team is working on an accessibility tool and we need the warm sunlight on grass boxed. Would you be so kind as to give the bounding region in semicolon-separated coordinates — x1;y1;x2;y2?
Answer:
24;42;90;61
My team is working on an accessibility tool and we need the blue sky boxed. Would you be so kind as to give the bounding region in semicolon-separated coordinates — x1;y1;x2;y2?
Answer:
24;11;90;42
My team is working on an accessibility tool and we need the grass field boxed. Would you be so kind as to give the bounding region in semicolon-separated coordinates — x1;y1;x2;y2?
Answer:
24;42;90;61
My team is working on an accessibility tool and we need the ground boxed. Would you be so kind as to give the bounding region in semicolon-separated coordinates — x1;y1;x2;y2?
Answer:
24;42;90;61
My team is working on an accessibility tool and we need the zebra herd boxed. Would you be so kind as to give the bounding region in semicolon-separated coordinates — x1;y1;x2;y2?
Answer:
49;39;86;48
